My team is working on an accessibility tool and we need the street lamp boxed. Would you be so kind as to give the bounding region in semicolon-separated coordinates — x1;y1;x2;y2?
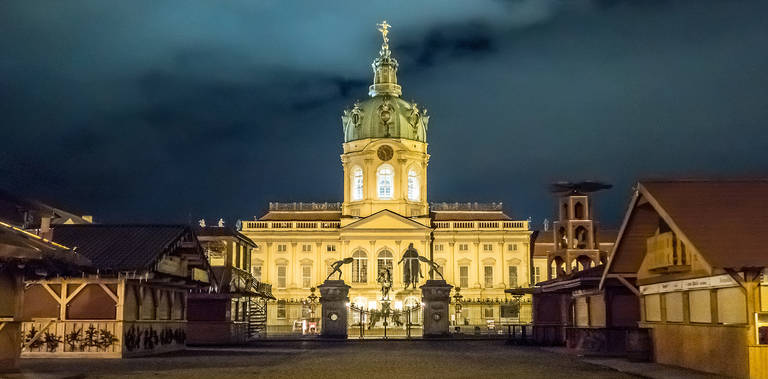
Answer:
453;287;463;327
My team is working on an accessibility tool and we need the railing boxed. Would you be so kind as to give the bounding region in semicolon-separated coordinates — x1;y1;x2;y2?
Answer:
433;220;528;231
431;202;503;211
242;221;342;231
646;232;690;272
269;202;341;211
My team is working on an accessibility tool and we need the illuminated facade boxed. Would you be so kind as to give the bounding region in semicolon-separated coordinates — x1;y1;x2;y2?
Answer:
242;23;532;333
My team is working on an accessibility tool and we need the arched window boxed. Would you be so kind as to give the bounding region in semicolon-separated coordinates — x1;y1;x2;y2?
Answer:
352;250;368;283
407;169;420;201
351;167;363;201
377;250;393;276
574;202;585;219
377;164;393;199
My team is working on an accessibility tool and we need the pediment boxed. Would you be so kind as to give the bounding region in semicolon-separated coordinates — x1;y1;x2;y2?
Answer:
342;210;430;231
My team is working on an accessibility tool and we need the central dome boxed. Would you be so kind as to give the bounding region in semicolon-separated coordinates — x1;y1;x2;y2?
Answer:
342;96;428;143
341;22;429;143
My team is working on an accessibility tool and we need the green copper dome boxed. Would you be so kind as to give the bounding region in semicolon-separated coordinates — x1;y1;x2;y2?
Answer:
341;22;429;143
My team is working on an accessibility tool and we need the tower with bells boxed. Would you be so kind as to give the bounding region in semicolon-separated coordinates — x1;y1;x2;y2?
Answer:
548;181;612;278
340;21;430;223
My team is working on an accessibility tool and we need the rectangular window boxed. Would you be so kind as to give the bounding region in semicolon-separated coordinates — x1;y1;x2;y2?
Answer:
459;266;469;288
276;300;286;319
484;307;494;318
665;292;684;322
434;244;444;252
484;266;494;288
689;290;712;323
458;244;468;252
644;294;661;322
483;244;493;251
302;265;312;288
277;265;287;289
252;265;262;282
326;245;336;252
235;244;241;269
533;267;541;285
718;287;747;324
302;244;311;252
508;266;518;288
352;258;367;283
508;244;517;251
277;244;287;252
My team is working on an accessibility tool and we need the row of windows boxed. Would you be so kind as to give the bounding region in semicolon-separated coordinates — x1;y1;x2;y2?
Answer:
271;243;520;253
273;244;338;253
435;243;519;252
261;261;524;289
350;165;421;201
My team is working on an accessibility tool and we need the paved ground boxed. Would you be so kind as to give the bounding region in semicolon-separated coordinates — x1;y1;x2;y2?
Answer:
5;341;638;379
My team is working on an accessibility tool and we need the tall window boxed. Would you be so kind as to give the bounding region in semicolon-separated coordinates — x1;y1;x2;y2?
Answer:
277;265;287;289
352;250;368;283
302;265;312;288
508;266;518;288
276;300;286;319
377;164;393;200
407;169;420;201
459;266;469;288
377;250;393;276
484;266;494;288
252;265;262;282
351;167;363;201
533;266;541;284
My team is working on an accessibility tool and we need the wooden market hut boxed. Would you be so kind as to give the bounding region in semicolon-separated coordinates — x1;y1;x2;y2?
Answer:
0;221;89;372
18;224;212;358
602;180;768;377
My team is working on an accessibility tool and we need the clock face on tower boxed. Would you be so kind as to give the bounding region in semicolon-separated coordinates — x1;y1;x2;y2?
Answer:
377;145;394;161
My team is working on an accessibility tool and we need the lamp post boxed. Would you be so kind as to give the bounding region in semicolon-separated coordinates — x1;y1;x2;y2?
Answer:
453;287;463;327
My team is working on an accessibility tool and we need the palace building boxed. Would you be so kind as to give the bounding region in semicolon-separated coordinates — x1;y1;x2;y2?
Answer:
242;22;532;334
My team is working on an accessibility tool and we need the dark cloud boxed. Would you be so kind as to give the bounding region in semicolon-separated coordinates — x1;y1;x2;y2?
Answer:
1;0;767;227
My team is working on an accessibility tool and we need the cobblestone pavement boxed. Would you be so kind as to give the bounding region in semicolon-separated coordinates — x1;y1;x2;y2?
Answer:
7;340;637;379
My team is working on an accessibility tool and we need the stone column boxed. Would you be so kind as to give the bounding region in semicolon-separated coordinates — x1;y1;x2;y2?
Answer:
420;279;453;337
318;280;351;339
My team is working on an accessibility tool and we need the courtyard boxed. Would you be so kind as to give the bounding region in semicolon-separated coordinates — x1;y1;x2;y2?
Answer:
7;341;636;379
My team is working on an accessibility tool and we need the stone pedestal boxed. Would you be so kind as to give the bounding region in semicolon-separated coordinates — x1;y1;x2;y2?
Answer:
420;280;453;337
318;280;350;339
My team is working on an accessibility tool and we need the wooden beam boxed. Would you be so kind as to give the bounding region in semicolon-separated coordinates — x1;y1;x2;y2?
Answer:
0;322;6;334
724;268;748;292
64;283;88;303
41;283;62;304
615;275;641;297
21;319;54;351
98;282;119;303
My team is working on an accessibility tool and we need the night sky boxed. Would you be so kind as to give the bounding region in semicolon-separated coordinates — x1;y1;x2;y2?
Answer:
2;0;767;228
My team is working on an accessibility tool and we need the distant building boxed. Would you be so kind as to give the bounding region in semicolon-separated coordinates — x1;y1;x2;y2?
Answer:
242;24;533;334
0;189;93;231
509;187;642;357
604;180;768;377
187;226;274;344
19;224;211;358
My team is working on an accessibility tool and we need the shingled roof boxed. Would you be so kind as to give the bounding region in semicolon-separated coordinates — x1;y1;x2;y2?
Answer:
51;224;200;272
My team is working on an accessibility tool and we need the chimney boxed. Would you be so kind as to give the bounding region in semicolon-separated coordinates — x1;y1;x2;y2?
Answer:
40;216;53;240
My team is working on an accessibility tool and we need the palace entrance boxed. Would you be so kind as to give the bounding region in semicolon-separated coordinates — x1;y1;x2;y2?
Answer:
348;294;422;339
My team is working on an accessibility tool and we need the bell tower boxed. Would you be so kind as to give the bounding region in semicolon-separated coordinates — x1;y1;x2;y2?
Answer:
548;182;612;278
339;21;430;222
